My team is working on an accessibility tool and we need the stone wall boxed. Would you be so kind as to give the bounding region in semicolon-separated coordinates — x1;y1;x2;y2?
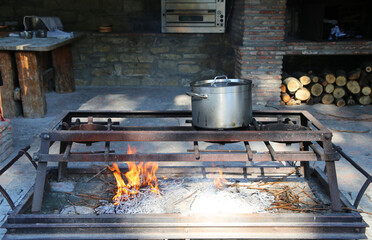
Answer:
71;33;235;87
0;120;13;162
0;0;161;32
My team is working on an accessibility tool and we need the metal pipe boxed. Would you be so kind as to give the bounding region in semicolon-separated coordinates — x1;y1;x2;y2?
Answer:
0;145;31;176
0;185;15;210
333;144;370;178
244;141;253;161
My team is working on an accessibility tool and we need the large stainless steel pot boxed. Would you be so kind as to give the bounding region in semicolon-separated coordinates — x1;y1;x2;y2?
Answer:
186;76;252;129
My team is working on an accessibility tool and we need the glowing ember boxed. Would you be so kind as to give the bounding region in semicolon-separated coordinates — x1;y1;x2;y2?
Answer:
214;170;228;189
108;144;161;205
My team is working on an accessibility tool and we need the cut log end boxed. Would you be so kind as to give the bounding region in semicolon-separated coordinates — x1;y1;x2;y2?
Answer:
346;81;361;94
366;66;372;73
335;76;347;87
283;77;301;93
321;94;335;104
335;98;346;108
324;84;335;94
324;73;336;84
346;97;356;106
310;83;323;97
333;87;346;99
281;92;291;103
295;88;311;101
280;84;286;93
358;95;372;105
361;86;372;96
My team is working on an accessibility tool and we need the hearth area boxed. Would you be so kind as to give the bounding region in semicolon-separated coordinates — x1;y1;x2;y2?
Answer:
2;110;369;239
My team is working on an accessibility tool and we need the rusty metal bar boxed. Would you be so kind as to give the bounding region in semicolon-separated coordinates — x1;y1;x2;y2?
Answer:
43;130;329;143
37;152;318;162
62;142;72;161
252;119;277;161
0;146;33;175
333;144;369;179
244;141;253;161
332;144;371;209
0;185;15;210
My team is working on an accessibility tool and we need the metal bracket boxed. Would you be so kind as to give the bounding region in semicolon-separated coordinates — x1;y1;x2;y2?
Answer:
193;141;200;160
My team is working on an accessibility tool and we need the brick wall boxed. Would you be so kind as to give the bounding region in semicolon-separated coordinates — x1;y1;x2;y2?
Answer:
72;33;235;86
231;0;286;105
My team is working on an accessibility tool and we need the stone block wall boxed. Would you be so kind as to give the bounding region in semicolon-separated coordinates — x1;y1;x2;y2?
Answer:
0;0;161;33
230;0;286;105
71;33;235;86
0;120;13;162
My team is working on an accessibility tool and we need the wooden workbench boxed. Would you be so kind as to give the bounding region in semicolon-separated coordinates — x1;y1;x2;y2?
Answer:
0;33;84;118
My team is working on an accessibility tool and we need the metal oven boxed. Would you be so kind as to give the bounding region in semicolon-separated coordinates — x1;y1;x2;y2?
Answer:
161;0;226;33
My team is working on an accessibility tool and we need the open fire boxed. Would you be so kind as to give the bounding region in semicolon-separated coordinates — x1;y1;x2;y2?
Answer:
108;145;231;206
108;144;161;205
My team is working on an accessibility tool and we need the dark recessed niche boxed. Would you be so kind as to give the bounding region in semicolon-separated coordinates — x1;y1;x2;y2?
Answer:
283;55;372;73
285;0;372;41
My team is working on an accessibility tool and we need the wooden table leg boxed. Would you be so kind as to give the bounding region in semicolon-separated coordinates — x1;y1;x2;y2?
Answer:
0;51;21;118
15;52;47;118
52;45;75;93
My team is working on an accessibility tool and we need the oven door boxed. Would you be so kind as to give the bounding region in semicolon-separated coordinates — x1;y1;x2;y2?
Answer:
165;10;216;27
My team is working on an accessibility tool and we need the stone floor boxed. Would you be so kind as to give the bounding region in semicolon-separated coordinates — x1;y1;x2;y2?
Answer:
0;86;371;239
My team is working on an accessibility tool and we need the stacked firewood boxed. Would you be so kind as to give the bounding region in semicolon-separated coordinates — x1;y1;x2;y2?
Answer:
281;62;372;107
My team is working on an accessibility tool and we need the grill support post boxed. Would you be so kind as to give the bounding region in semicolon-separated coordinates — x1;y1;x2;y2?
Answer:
323;139;342;212
31;139;49;213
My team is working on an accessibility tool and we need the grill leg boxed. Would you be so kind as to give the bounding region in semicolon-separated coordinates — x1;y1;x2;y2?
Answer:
31;161;47;212
58;141;69;181
326;160;342;211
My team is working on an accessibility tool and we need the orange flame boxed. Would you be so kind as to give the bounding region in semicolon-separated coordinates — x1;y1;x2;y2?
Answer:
108;144;161;205
214;169;228;189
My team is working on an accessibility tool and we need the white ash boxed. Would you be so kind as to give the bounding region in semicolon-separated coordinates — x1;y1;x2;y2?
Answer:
95;178;275;215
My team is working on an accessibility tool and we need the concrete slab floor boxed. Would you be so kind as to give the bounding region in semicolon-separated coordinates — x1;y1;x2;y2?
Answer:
0;86;371;239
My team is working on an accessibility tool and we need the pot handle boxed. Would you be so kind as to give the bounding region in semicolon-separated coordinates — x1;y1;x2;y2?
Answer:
211;75;230;86
186;92;208;99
